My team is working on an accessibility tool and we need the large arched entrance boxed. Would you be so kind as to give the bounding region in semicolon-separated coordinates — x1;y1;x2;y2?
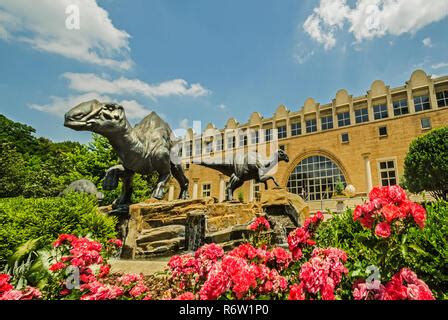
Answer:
286;155;346;201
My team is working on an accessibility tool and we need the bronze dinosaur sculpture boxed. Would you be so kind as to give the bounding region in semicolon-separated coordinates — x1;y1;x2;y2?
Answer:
64;100;189;205
197;149;289;201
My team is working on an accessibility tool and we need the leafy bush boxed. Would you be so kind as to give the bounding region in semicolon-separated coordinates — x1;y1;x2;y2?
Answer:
0;193;117;267
315;200;448;299
403;126;448;200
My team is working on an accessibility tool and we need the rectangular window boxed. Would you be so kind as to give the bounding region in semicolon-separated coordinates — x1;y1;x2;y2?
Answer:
205;141;213;154
306;119;317;133
373;104;388;120
379;160;397;187
226;135;235;149
250;130;259;144
253;182;261;202
341;132;349;143
185;141;192;157
436;90;448;108
195;139;202;155
239;133;247;147
215;134;223;151
337;112;351;127
291;122;301;136
393;99;409;116
277;125;287;139
421;118;432;130
355;108;369;124
379;126;388;137
414;95;431;112
265;128;273;142
202;184;211;197
321;115;333;131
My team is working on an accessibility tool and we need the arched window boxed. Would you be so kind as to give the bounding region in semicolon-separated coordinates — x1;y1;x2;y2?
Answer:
287;155;346;201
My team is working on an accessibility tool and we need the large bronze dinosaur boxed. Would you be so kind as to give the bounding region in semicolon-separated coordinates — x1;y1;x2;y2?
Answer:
64;100;189;205
197;149;289;201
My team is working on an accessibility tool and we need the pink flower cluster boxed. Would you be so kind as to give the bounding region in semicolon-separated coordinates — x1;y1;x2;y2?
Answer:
249;216;271;231
287;212;324;260
294;247;348;300
0;274;42;300
48;234;151;300
168;243;290;300
353;268;434;300
354;186;426;238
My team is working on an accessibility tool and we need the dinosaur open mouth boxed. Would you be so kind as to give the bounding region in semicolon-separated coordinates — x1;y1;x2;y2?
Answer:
64;119;91;130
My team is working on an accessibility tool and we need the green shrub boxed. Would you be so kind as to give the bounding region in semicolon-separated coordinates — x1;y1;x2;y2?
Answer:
403;127;448;200
0;193;117;267
315;201;448;299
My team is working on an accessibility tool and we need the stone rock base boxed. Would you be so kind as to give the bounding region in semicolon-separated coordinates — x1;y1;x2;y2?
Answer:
100;189;309;259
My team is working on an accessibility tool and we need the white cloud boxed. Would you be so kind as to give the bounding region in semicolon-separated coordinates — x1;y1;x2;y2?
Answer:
422;37;432;47
29;92;150;120
63;72;211;100
431;62;448;69
0;0;132;69
293;42;315;64
303;0;448;49
217;104;227;110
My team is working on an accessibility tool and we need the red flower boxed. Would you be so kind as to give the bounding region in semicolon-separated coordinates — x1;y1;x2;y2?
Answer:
175;292;195;300
381;204;400;223
375;222;391;238
49;262;66;272
53;234;77;247
107;239;123;248
98;264;111;278
410;203;426;229
249;216;271;231
0;274;13;293
288;283;305;300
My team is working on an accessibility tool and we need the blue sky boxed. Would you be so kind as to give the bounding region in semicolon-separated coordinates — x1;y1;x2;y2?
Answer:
1;0;448;143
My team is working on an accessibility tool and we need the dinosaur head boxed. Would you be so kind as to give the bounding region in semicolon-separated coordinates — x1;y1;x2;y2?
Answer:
277;149;289;163
64;100;128;134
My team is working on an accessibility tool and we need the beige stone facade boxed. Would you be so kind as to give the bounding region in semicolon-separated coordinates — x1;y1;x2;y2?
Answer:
167;70;448;206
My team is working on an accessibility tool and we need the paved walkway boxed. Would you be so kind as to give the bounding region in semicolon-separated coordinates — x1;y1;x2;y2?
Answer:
110;257;171;275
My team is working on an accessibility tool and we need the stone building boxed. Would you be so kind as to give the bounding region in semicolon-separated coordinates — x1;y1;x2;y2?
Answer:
167;69;448;208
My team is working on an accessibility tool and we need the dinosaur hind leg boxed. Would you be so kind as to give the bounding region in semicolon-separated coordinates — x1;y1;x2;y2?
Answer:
226;174;243;201
171;162;189;199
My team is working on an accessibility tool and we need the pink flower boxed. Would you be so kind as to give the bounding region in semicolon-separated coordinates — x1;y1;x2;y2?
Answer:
175;292;195;300
129;283;149;297
107;239;123;247
49;262;66;272
288;283;305;300
249;216;271;231
375;222;391;238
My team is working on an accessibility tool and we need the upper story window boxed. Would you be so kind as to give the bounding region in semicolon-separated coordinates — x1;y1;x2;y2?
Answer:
321;115;333;131
205;140;213;154
373;104;388;120
291;122;302;136
355;108;369;124
277;125;287;139
226;135;235;149
436;90;448;108
265;128;273;142
393;99;409;116
337;112;351;127
239;133;247;147
414;95;431;112
185;141;192;157
250;130;259;144
215;134;223;151
306;119;317;133
195;139;202;155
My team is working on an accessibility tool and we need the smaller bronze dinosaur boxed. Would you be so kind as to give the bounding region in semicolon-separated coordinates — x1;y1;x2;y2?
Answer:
197;149;289;201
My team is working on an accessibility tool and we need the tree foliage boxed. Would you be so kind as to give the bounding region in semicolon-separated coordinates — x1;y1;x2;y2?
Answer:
403;127;448;200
